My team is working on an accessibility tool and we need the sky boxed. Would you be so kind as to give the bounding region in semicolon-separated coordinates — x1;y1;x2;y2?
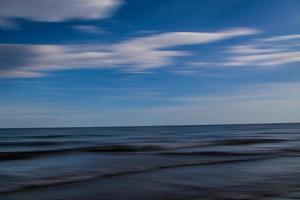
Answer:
1;0;300;128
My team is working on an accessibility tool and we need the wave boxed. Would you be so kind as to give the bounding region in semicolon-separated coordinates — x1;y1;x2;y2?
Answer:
211;138;286;146
0;144;165;161
157;150;281;157
0;149;73;161
0;137;291;161
85;144;165;152
0;141;82;147
0;154;277;194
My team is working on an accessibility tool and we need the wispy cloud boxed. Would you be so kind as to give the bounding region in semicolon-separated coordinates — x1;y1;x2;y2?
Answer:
190;33;300;68
224;35;300;66
0;28;258;78
258;34;300;42
0;0;122;28
73;25;106;34
116;28;259;50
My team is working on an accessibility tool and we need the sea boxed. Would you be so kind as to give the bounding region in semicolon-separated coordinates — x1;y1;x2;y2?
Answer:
1;123;300;200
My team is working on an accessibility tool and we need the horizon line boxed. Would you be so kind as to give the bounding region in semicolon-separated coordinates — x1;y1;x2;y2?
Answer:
1;121;299;130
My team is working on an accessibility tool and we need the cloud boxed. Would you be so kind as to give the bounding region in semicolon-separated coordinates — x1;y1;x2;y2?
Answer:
258;34;300;42
224;52;300;67
73;25;106;34
0;0;122;28
190;34;300;68
0;28;258;78
223;35;300;67
116;28;259;50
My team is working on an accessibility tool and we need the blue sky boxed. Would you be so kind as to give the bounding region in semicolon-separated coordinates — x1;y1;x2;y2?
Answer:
1;0;300;128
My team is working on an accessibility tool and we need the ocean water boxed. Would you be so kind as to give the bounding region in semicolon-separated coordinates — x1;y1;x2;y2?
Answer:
1;123;300;200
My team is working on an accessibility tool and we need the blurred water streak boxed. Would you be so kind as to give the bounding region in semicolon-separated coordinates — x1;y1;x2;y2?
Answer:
1;123;300;200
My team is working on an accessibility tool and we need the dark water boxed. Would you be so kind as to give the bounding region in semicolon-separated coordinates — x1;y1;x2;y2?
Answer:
1;124;300;200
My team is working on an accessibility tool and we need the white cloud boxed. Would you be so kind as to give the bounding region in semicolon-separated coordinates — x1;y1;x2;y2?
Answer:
73;25;106;34
224;51;300;67
258;34;300;42
190;34;300;68
0;28;258;78
116;28;259;50
223;35;300;67
0;70;44;78
0;0;122;28
227;44;282;55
